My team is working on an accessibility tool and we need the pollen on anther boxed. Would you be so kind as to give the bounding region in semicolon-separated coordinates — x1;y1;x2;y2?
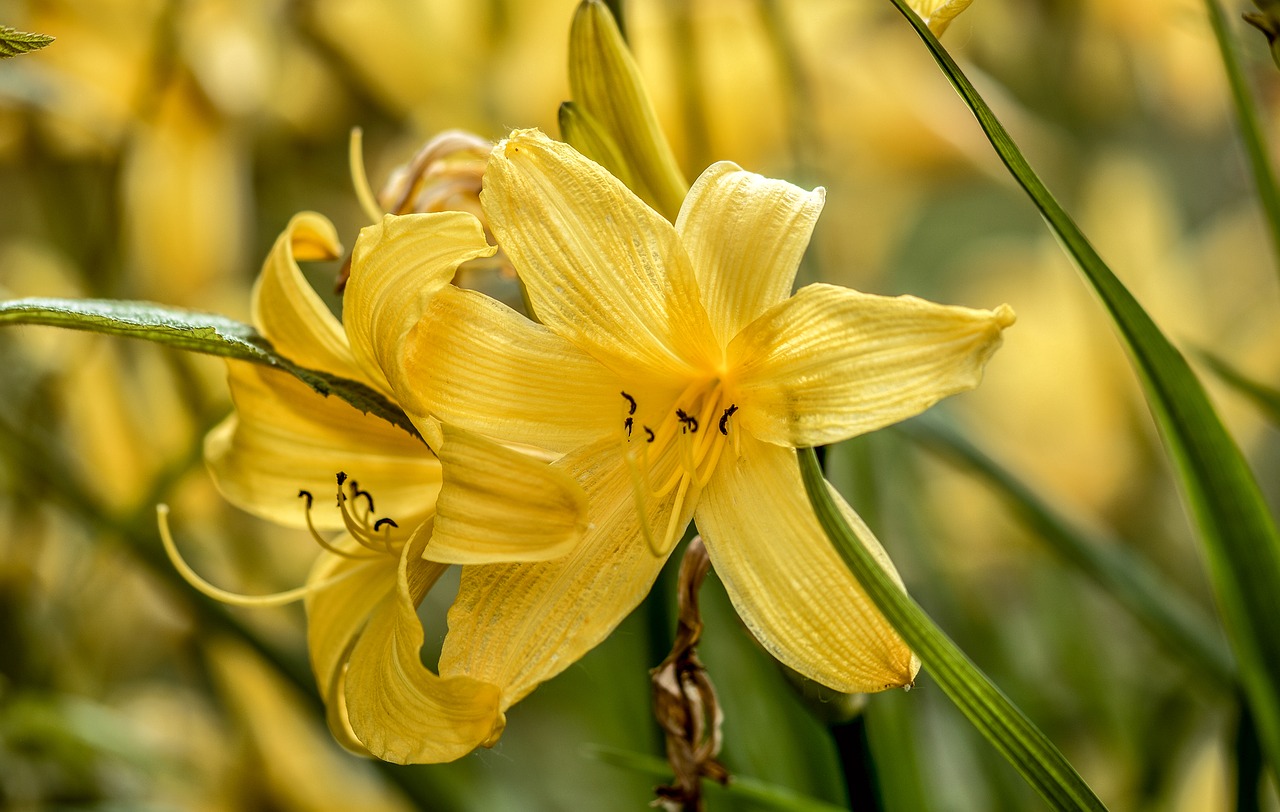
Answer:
624;416;634;437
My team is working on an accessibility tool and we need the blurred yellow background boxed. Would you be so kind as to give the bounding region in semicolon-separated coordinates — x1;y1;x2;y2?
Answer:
1;0;1277;809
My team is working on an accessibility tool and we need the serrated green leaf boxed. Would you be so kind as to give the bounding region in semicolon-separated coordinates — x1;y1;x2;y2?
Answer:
899;415;1235;690
583;744;848;812
797;449;1107;812
885;0;1280;779
0;25;54;58
0;297;421;441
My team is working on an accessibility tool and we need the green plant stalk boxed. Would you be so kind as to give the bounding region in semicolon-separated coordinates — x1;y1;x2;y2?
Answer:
886;0;1280;778
797;448;1106;811
585;744;848;812
1205;0;1280;276
899;416;1235;689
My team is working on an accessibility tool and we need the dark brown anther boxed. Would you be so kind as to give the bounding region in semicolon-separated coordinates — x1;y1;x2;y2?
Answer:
675;409;698;434
624;416;634;437
297;490;314;509
650;537;729;810
621;391;638;415
373;517;399;532
644;426;656;443
717;404;738;436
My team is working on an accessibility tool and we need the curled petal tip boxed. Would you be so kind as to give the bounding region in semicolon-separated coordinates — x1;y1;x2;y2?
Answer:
993;303;1016;328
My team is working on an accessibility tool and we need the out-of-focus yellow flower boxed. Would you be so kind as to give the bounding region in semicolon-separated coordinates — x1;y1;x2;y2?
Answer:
354;129;1014;705
176;210;586;763
909;0;974;36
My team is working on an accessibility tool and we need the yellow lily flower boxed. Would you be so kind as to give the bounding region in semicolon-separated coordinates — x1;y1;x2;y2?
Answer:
186;209;586;763
353;129;1014;704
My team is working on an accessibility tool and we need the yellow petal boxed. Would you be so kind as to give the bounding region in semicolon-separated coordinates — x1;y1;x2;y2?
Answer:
345;527;507;764
345;212;496;401
910;0;974;36
304;537;399;755
676;162;825;348
482;129;716;379
205;360;441;531
252;212;373;387
730;284;1014;447
404;285;621;454
696;434;918;692
438;437;687;706
426;424;588;564
568;0;687;219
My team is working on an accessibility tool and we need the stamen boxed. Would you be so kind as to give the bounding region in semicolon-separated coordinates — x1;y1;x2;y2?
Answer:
650;476;691;557
374;517;399;532
349;127;385;224
645;426;656;443
158;505;375;607
301;490;376;560
621;391;637;415
625;417;634;438
718;405;738;436
676;408;698;434
624;448;661;556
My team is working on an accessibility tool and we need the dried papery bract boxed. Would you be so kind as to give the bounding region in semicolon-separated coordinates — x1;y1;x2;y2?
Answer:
651;537;728;810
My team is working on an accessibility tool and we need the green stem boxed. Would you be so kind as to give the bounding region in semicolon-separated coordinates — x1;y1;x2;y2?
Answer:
1204;0;1280;278
797;448;1107;811
885;0;1280;781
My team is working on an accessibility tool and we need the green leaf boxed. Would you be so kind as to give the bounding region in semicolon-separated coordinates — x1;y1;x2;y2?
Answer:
568;0;688;220
0;25;54;58
1198;350;1280;427
899;415;1235;690
1203;0;1280;275
797;448;1107;812
0;297;421;441
583;744;848;812
885;0;1280;778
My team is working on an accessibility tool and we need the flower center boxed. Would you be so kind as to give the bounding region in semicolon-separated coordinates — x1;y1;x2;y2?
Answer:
298;472;405;561
619;379;740;557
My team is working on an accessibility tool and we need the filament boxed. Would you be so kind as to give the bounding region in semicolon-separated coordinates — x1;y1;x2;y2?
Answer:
349;127;385;224
157;505;376;608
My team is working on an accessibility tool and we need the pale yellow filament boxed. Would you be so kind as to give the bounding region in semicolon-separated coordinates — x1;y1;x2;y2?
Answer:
158;505;378;608
349;127;385;224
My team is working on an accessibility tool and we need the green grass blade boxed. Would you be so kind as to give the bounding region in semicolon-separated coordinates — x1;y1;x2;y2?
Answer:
798;448;1107;811
583;744;848;812
1204;0;1280;274
899;416;1235;689
1199;350;1280;427
0;297;420;440
886;0;1280;777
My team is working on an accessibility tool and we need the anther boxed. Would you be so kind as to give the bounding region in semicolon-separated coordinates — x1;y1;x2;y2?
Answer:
718;404;739;436
621;391;637;415
298;489;314;509
676;409;699;434
644;426;656;443
336;471;348;487
624;416;634;437
350;482;375;513
374;517;399;532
